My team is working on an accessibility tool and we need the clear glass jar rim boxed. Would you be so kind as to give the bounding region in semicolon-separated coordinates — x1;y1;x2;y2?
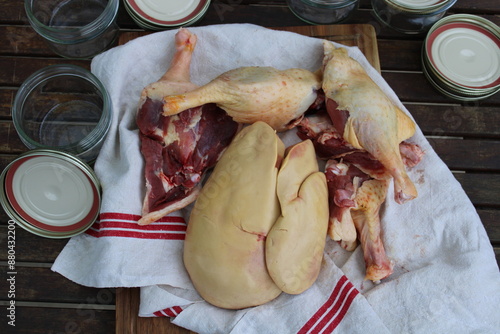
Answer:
24;0;119;43
12;64;112;154
384;0;457;14
300;0;358;9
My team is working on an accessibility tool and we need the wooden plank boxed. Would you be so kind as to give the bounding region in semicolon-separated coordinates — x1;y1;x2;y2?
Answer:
119;24;381;73
116;288;195;334
0;121;28;153
409;104;500;138
0;225;70;262
480;209;500;243
382;71;500;105
429;138;500;171
0;25;52;56
377;39;423;71
0;306;115;334
0;88;14;118
0;57;90;86
272;24;381;72
0;266;116;304
454;173;500;207
0;154;17;174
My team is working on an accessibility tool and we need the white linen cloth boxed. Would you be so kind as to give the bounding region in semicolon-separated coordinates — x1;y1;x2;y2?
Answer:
52;24;500;333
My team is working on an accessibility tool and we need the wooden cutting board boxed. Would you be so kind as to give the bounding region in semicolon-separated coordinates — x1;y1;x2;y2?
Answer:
115;24;380;334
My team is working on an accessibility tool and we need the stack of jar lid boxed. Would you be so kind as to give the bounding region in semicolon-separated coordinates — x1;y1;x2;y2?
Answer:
0;150;101;238
422;14;500;101
124;0;211;30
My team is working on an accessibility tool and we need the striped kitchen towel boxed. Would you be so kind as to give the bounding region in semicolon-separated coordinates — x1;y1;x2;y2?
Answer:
52;24;500;333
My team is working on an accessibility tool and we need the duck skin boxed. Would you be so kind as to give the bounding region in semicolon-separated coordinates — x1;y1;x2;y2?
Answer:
161;66;322;132
322;41;418;204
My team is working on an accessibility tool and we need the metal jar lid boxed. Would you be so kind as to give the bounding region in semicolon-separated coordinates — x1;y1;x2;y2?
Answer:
422;14;500;101
0;149;101;239
386;0;454;14
124;0;210;30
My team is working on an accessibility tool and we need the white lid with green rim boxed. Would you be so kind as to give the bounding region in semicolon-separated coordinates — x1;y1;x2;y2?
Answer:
0;150;100;238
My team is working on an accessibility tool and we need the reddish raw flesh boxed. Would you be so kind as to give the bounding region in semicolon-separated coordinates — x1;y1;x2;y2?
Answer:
297;108;424;281
297;109;423;179
138;103;238;225
136;28;239;225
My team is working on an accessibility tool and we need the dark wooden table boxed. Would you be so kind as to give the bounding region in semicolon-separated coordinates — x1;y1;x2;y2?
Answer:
0;1;499;333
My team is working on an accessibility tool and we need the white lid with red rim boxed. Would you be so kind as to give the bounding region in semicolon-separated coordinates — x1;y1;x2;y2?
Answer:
1;150;100;238
126;0;209;26
427;21;500;89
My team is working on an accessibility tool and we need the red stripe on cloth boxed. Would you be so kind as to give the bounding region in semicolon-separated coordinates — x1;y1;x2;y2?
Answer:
85;228;185;240
84;212;187;240
297;275;359;334
323;288;359;333
153;306;184;317
98;220;187;231
99;212;185;223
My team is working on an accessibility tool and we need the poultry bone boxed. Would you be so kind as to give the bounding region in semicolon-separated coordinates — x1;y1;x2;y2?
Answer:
322;41;418;204
326;160;393;282
162;66;322;132
136;28;239;225
297;108;424;282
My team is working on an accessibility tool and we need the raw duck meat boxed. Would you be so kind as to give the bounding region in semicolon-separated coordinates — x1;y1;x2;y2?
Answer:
136;28;238;225
324;160;368;252
321;41;419;204
325;160;393;282
161;66;322;131
296;110;424;181
297;107;423;282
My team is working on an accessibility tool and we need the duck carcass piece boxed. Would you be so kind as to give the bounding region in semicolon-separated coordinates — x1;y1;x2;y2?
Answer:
298;112;423;281
162;66;322;132
138;103;238;225
296;111;423;181
136;28;238;225
322;41;418;204
325;160;393;282
324;161;369;251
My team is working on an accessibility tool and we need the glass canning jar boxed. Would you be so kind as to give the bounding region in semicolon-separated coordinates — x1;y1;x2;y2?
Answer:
24;0;120;59
371;0;458;35
12;64;112;163
287;0;359;25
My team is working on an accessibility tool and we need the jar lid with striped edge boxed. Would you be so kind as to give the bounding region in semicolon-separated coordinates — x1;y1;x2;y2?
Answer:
423;14;500;101
125;0;210;30
0;149;101;238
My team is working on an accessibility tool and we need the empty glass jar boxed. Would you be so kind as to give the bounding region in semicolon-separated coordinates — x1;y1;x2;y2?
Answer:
24;0;120;59
12;64;112;163
287;0;359;25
